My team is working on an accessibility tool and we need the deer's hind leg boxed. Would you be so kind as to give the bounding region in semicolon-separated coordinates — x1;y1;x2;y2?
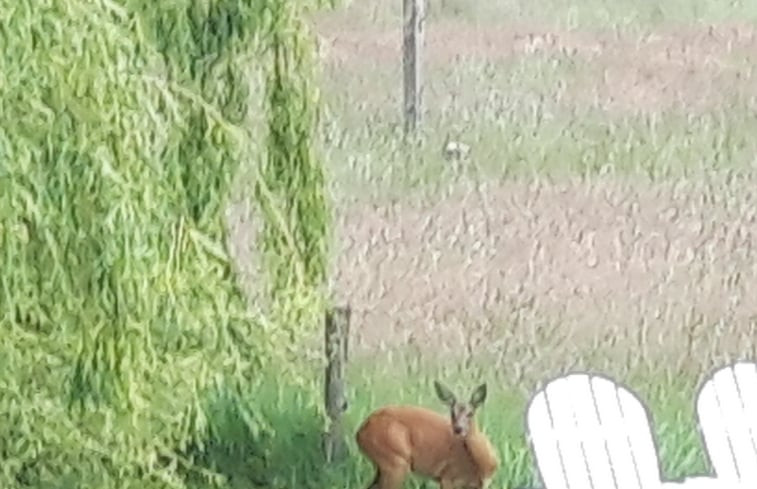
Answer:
374;459;410;489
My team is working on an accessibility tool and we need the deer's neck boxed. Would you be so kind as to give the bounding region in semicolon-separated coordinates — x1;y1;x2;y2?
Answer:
462;426;497;474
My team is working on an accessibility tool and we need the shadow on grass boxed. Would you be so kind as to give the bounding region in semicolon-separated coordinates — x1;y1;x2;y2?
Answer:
182;381;362;489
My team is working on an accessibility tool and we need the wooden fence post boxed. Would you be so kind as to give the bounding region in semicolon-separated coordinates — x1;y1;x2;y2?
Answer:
323;305;351;462
403;0;425;136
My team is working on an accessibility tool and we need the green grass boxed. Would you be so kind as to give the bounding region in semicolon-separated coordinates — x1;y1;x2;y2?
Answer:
318;97;757;203
185;357;713;489
307;0;757;205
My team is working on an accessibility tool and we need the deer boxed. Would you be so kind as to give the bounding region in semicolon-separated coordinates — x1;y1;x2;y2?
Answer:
355;381;498;489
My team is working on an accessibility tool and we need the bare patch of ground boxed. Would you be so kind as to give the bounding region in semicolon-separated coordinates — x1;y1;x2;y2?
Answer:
228;173;757;377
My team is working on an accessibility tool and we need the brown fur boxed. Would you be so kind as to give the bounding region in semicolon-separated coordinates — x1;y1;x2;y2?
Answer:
356;404;498;489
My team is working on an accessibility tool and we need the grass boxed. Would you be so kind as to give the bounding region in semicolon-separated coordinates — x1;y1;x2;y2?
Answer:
187;356;713;489
317;96;757;204
300;6;757;206
303;0;757;205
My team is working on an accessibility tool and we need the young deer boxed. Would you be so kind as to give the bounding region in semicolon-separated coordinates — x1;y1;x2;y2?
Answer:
356;381;498;489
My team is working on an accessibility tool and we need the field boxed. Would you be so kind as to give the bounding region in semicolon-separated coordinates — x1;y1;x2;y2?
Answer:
4;1;757;488
223;1;757;488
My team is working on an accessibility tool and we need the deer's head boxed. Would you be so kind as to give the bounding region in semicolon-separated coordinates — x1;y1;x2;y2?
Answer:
434;381;488;437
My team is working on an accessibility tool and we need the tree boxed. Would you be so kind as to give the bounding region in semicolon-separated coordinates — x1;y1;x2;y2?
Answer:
0;0;330;487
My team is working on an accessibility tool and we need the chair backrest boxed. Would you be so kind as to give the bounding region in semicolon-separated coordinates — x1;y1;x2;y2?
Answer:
526;373;663;489
696;361;757;486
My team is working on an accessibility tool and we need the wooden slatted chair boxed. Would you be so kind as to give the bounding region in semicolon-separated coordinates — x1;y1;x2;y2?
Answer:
696;361;757;488
525;372;746;489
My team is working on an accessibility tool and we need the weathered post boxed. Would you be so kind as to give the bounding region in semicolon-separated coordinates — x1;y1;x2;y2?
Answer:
323;305;351;462
403;0;425;136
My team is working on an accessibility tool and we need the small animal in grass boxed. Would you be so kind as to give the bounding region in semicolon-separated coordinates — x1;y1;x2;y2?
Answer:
356;381;498;489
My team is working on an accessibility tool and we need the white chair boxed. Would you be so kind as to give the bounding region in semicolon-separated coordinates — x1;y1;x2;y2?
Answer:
524;372;750;489
696;361;757;487
661;476;747;489
526;373;664;489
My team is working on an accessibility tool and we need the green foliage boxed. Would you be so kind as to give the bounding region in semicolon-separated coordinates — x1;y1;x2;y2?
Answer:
0;0;287;487
255;0;331;341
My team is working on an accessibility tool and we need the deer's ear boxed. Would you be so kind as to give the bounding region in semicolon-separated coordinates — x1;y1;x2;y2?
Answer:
434;380;457;405
470;383;487;408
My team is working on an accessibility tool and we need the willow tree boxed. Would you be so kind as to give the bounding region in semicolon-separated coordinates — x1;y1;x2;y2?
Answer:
0;0;330;488
255;0;333;341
